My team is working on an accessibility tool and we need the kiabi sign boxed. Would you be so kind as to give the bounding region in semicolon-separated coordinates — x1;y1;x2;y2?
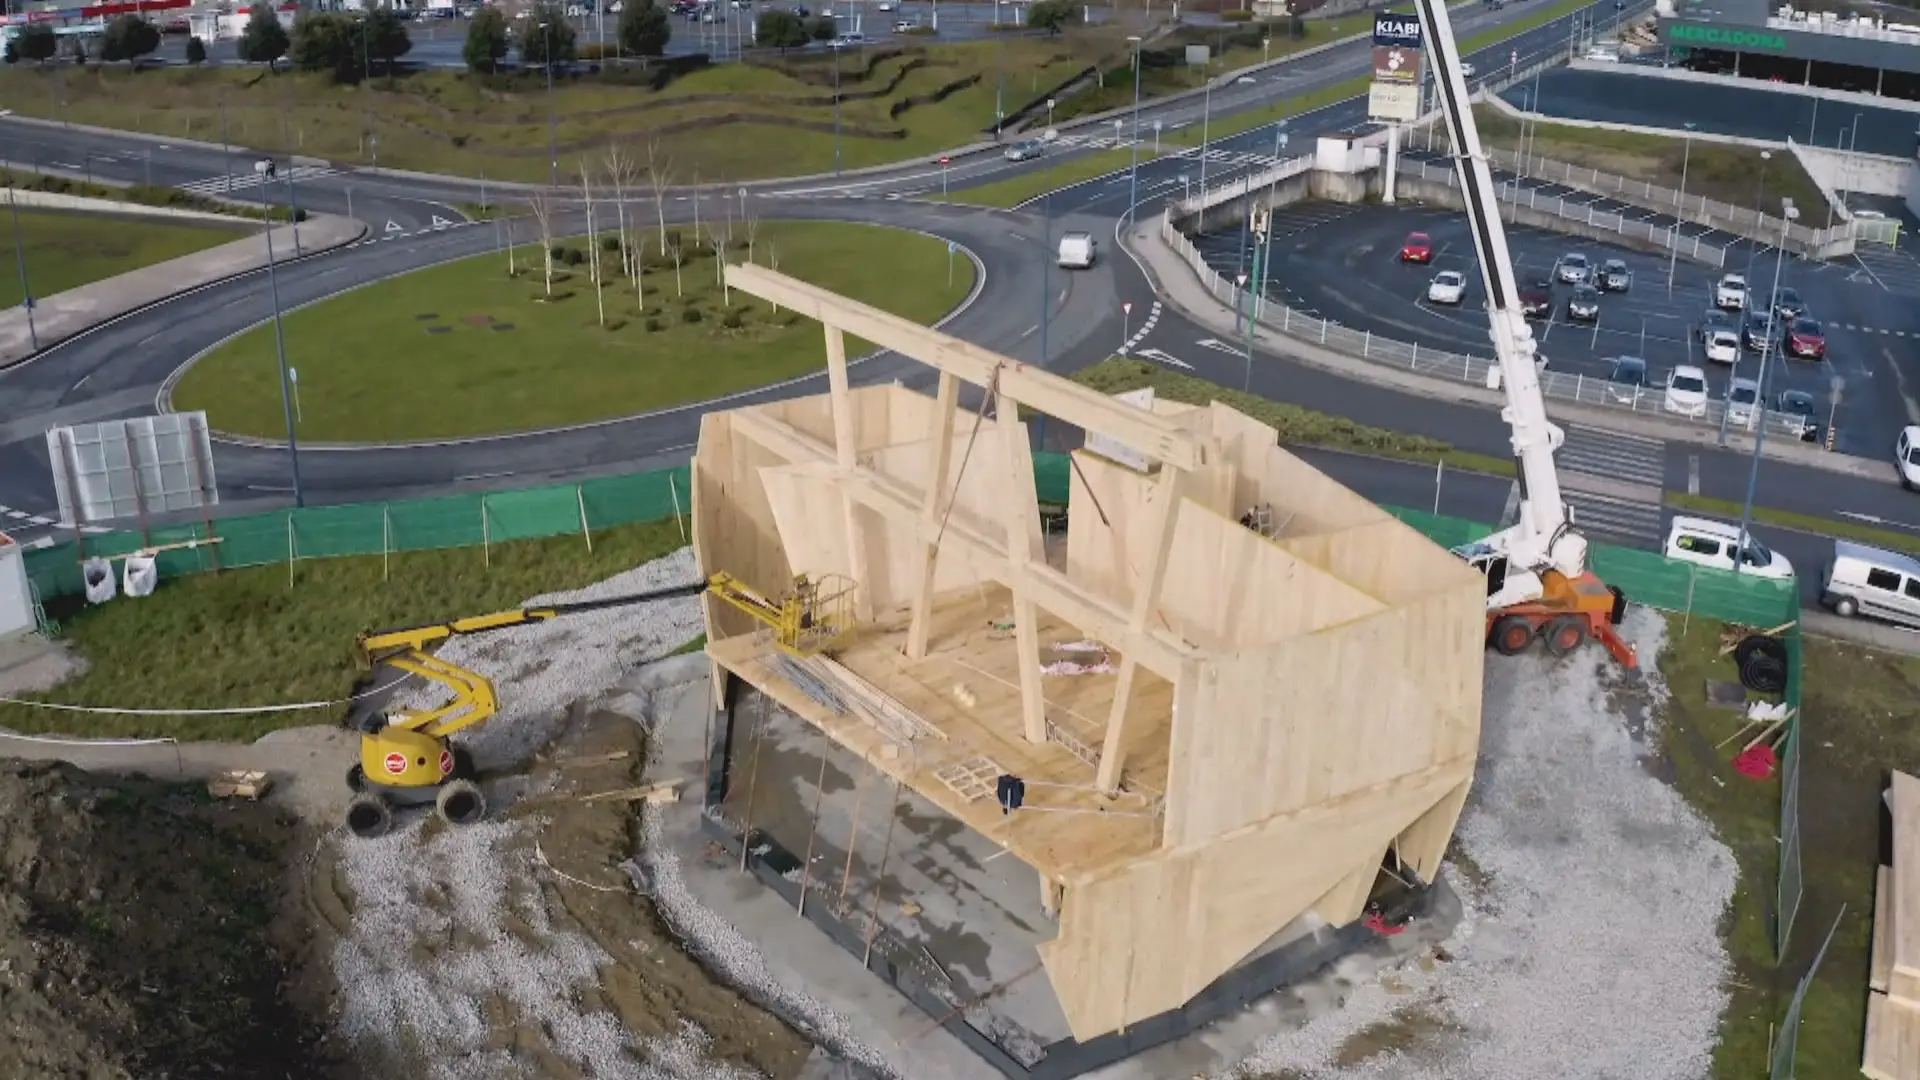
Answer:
1373;13;1422;48
1667;23;1789;50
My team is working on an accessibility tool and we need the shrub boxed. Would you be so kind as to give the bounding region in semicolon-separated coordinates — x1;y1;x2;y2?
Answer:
601;234;623;253
645;316;665;332
721;308;745;329
681;306;703;324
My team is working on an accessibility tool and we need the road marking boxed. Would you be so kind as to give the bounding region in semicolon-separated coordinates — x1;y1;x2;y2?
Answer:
456;471;516;482
1115;300;1161;356
1134;347;1193;370
1687;453;1699;496
70;374;89;392
1195;337;1244;356
1839;511;1920;533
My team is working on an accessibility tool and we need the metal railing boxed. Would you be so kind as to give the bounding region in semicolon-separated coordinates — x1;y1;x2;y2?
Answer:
1160;208;1813;441
1169;153;1317;222
1396;156;1730;268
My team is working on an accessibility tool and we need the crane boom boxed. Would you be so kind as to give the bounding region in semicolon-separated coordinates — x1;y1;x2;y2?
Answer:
1411;0;1589;606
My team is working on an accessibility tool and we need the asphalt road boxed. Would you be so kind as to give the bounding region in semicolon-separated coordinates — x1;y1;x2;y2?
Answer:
1505;66;1920;159
7;0;1920;599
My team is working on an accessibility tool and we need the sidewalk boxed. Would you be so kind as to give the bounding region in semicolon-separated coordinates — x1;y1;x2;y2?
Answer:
1126;219;1890;483
0;213;367;367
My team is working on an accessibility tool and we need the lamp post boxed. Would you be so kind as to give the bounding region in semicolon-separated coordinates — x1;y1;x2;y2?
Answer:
834;42;843;176
542;21;558;187
1195;75;1213;232
263;220;305;508
361;18;378;168
1667;120;1694;291
7;186;38;352
1734;198;1798;575
1125;34;1143;226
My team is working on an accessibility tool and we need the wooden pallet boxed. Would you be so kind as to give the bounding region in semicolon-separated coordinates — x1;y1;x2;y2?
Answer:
207;769;272;800
933;756;1002;803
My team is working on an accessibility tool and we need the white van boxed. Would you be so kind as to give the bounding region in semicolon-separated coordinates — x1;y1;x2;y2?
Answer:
1057;231;1094;269
1664;516;1794;581
1822;540;1920;626
1898;425;1920;489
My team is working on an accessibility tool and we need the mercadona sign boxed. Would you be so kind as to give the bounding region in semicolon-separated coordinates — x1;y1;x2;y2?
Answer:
1666;23;1788;50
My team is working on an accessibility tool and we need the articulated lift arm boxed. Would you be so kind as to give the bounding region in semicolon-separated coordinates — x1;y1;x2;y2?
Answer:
1412;0;1589;607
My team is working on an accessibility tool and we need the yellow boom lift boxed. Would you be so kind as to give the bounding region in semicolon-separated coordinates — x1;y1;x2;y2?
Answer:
342;571;855;838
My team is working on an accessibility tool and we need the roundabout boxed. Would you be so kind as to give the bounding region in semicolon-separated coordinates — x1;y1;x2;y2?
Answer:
166;220;978;444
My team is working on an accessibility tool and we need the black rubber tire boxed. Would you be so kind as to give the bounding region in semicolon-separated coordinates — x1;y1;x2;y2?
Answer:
1740;654;1789;695
1543;615;1589;658
436;779;487;827
1835;596;1859;617
346;763;366;793
346;795;393;839
1735;635;1790;671
452;745;477;781
1489;615;1536;656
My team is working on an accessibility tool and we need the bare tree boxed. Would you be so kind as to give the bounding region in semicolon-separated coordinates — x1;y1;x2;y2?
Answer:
527;191;557;298
666;238;685;297
604;143;643;312
741;202;762;264
643;138;674;260
767;238;780;314
691;166;702;246
580;160;606;328
710;222;734;304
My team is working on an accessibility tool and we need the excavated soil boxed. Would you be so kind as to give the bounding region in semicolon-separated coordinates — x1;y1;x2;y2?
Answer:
0;758;349;1080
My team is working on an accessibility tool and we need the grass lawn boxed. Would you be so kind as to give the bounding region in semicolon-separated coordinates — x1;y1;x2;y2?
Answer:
0;38;1112;183
171;219;974;442
0;519;689;742
939;148;1153;207
1656;616;1915;1077
1462;104;1828;217
0;208;241;308
1071;357;1513;474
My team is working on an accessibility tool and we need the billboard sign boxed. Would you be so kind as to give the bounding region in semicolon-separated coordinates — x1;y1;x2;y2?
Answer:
47;413;219;526
1372;12;1422;48
1667;22;1787;49
1371;45;1422;84
1368;81;1421;122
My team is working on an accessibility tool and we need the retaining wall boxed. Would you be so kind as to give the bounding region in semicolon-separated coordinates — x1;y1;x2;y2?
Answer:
5;188;263;226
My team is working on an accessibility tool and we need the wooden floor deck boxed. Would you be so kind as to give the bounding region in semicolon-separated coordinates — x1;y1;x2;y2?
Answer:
707;585;1175;881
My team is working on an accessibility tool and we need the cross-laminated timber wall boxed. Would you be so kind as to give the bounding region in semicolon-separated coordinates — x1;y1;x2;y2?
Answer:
690;263;1487;1043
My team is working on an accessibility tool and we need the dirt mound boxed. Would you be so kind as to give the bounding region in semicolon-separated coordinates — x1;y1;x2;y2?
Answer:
0;759;346;1080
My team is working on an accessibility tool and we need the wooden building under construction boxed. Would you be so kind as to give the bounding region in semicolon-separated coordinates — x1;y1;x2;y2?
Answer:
691;263;1489;1070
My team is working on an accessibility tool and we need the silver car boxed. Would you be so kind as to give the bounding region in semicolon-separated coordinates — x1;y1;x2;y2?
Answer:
1004;139;1045;163
1557;253;1591;284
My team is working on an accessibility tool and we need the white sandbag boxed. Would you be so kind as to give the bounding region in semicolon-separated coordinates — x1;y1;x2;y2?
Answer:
122;553;158;598
82;557;116;605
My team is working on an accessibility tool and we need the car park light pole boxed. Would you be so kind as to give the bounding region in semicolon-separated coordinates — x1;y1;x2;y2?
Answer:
833;43;844;176
1125;34;1143;227
7;187;38;352
1195;74;1213;232
1667;121;1694;293
1735;198;1797;575
262;223;306;509
542;22;559;188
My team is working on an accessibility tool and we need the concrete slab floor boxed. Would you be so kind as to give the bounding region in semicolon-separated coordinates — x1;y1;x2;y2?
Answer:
718;704;1070;1060
618;664;1465;1080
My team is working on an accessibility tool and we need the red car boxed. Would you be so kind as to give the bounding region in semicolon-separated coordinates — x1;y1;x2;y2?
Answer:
1784;316;1826;359
1400;232;1434;263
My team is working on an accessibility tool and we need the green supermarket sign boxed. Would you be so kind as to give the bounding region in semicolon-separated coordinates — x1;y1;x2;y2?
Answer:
1667;23;1788;50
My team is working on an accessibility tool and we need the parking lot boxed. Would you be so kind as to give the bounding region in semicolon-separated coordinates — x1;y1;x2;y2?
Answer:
1192;200;1913;456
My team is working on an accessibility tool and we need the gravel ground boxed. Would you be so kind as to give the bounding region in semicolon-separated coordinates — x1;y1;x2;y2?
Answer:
1228;607;1737;1078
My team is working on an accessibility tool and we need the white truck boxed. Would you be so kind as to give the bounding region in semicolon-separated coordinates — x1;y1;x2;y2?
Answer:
1057;231;1094;269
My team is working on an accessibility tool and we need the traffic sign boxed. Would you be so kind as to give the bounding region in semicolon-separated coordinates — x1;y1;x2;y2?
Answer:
1046;97;1056;110
947;241;959;254
288;367;298;384
939;156;950;166
383;752;407;776
1122;302;1133;315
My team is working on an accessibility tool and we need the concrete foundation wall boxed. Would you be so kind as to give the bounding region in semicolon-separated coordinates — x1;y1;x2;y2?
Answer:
1790;141;1914;197
4;189;259;226
1175;166;1377;234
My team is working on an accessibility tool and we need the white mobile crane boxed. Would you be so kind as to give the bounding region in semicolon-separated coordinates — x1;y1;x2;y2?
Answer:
1410;0;1637;668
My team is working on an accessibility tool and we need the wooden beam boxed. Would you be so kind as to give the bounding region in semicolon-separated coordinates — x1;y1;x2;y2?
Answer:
728;409;1198;675
1096;465;1185;793
997;391;1048;744
904;372;960;659
824;325;873;621
724;262;1204;471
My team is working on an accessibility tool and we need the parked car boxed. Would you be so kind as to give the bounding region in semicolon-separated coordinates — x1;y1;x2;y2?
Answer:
1725;376;1761;427
1400;232;1434;263
1704;329;1739;364
1898;425;1920;489
1715;272;1748;311
1777;389;1820;442
1772;286;1807;321
1565;284;1601;323
1004;138;1045;163
1741;310;1776;353
1598;258;1631;292
1426;270;1467;305
1821;540;1920;625
1460;61;1477;78
1699;309;1734;341
1606;356;1649;404
1557;252;1591;284
1784;316;1826;360
1664;364;1709;418
876;0;896;8
1666;516;1794;581
892;18;914;30
1520;278;1553;319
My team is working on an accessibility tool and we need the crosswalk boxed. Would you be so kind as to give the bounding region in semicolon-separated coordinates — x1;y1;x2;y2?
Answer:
1055;133;1280;172
1556;426;1667;546
0;504;112;550
176;165;342;196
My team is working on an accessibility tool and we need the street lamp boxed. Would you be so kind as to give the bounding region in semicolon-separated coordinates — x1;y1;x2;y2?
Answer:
7;186;38;352
1734;198;1798;575
833;42;843;176
1195;74;1214;232
1125;35;1143;227
541;21;558;187
361;18;378;169
262;221;305;508
1667;120;1694;291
